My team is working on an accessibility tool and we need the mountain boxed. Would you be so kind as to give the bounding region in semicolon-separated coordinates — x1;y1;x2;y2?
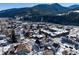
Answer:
0;3;76;17
0;7;32;17
69;5;79;9
47;10;79;25
1;3;79;17
0;3;79;25
31;3;69;15
0;3;70;17
49;3;69;12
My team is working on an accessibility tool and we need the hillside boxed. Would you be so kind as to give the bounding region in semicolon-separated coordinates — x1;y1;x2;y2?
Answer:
0;3;79;25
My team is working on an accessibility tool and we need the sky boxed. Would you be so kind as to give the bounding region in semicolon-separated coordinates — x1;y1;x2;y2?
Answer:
0;3;79;11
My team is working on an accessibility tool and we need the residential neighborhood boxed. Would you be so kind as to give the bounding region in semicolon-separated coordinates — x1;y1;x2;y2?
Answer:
0;18;79;55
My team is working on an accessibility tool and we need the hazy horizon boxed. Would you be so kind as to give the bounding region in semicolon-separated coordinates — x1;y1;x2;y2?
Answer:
0;3;79;11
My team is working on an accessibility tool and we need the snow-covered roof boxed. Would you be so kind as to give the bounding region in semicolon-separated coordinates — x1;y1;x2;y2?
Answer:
0;35;6;38
0;40;7;44
73;10;79;13
32;34;44;38
41;28;68;37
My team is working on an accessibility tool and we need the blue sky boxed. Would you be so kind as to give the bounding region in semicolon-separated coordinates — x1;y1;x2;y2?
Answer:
0;3;79;11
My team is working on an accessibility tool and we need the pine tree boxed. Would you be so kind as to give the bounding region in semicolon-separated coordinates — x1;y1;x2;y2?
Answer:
10;29;17;43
